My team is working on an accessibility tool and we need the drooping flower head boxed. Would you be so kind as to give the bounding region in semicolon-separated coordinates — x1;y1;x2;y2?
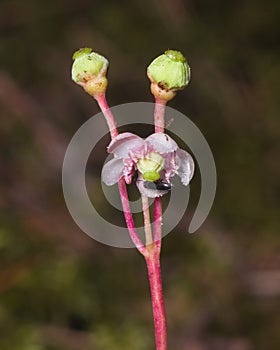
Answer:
102;132;195;198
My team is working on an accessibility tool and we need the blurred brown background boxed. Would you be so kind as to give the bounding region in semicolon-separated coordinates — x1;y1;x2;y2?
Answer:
0;0;280;349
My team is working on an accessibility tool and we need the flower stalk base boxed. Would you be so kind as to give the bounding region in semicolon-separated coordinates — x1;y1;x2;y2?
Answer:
145;251;167;350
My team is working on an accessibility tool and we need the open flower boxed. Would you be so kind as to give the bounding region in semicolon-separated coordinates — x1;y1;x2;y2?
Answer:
102;132;195;198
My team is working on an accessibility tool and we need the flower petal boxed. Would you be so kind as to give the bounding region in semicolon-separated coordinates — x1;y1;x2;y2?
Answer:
145;133;178;154
101;158;124;185
175;149;195;186
107;132;144;158
163;153;177;181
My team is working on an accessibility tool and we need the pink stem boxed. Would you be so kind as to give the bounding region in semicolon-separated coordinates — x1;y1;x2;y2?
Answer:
142;196;153;246
95;94;118;139
145;252;167;350
97;91;168;349
118;179;146;255
149;97;168;349
154;98;167;133
95;93;146;255
153;197;163;251
153;98;166;252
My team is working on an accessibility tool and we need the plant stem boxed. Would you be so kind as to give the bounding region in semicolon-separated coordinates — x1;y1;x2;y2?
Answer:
118;179;146;255
95;93;118;139
148;97;168;349
154;98;167;133
96;92;168;349
153;197;162;251
142;196;153;246
95;93;146;255
153;97;166;251
145;251;167;350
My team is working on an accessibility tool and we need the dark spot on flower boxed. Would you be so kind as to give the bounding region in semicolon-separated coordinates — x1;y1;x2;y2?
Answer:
144;180;171;191
158;81;169;90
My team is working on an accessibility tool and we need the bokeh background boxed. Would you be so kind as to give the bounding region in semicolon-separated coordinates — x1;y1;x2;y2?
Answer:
1;0;280;349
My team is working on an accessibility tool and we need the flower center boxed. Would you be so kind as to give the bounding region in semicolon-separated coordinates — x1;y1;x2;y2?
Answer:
137;152;164;181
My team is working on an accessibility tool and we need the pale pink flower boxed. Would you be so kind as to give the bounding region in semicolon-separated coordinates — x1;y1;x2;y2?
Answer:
102;132;194;198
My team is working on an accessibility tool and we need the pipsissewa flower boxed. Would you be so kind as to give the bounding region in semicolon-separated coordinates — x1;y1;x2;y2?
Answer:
102;132;194;198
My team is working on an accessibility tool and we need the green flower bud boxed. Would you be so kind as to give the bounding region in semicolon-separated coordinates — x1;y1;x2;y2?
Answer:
147;50;190;92
137;152;164;181
71;48;109;84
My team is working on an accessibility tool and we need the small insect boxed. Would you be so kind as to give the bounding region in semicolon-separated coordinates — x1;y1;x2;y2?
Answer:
143;180;172;191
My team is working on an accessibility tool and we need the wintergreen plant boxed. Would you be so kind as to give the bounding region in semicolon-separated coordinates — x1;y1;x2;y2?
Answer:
71;48;193;350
